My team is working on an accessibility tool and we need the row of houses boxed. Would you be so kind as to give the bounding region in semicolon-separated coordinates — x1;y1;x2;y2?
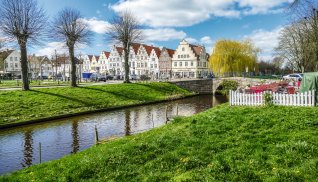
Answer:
83;39;211;79
0;39;211;79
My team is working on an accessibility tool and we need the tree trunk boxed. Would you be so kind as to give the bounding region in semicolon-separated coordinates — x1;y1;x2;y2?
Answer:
69;45;77;87
124;45;130;83
20;43;30;90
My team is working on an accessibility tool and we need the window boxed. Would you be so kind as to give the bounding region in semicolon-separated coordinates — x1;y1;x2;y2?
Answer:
191;62;194;66
185;62;188;66
187;55;190;58
154;64;157;68
152;58;155;61
174;62;177;67
15;63;18;68
181;55;183;58
182;47;185;51
179;62;182;67
137;63;140;67
10;57;12;61
145;63;147;67
15;57;17;61
141;56;143;60
178;55;180;58
151;64;153;68
141;63;144;67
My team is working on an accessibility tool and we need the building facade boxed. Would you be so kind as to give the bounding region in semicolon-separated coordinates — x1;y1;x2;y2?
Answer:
172;40;210;78
28;55;53;79
4;50;21;76
159;47;175;79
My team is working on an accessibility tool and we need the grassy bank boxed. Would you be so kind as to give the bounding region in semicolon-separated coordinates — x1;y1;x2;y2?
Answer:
0;82;192;126
2;105;318;181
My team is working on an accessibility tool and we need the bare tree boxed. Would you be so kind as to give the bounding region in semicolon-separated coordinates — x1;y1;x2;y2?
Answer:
0;0;47;90
107;11;142;83
52;8;91;87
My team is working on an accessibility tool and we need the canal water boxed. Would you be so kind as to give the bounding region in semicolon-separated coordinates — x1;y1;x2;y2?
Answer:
0;94;227;175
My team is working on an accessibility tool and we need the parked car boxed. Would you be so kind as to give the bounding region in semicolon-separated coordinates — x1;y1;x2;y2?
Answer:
97;76;107;82
106;75;113;80
129;74;139;80
283;73;303;81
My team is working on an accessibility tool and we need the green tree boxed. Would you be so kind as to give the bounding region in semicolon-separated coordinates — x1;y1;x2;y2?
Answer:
209;39;259;77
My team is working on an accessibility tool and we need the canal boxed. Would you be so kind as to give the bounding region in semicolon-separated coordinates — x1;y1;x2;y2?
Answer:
0;94;227;175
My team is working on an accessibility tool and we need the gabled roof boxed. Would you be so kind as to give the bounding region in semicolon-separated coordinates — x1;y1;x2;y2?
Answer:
130;43;141;55
189;44;203;57
152;47;161;58
87;55;93;61
163;47;175;58
116;47;124;56
94;56;100;62
0;50;14;60
142;44;153;56
102;51;110;59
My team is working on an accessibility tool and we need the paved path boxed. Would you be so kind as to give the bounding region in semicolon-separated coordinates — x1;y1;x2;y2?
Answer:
0;81;123;91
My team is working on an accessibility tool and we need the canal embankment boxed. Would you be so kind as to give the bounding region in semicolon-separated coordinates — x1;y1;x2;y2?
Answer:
0;82;193;129
2;104;317;181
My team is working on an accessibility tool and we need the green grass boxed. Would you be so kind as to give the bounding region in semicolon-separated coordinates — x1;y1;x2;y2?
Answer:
0;82;192;126
2;105;318;181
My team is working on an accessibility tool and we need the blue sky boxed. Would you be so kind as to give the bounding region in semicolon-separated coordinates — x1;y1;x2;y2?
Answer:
30;0;292;60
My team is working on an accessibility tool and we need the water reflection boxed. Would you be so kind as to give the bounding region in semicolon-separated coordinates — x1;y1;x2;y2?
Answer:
0;95;227;175
125;110;131;136
71;120;79;154
22;130;33;168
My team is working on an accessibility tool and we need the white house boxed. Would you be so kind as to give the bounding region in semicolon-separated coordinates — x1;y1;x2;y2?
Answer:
148;47;161;79
108;46;124;76
28;55;53;79
99;51;110;74
172;40;210;78
4;50;21;76
82;55;93;73
90;55;100;73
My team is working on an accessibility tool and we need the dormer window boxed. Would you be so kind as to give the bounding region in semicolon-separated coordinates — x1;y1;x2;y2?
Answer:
182;47;185;51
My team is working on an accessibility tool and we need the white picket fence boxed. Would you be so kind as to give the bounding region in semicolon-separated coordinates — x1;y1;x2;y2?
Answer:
229;90;315;106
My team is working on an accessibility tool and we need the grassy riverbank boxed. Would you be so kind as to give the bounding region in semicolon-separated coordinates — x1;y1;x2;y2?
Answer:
0;82;192;126
2;105;318;181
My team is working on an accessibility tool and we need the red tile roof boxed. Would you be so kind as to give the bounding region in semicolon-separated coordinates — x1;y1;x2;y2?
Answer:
189;44;203;57
116;47;124;56
130;43;141;55
102;51;110;59
166;48;175;58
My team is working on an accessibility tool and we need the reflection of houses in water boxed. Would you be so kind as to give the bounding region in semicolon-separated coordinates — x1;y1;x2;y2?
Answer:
22;130;33;168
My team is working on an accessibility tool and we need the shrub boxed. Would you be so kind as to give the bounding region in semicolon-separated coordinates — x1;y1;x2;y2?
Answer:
263;92;274;106
216;79;239;96
140;75;151;81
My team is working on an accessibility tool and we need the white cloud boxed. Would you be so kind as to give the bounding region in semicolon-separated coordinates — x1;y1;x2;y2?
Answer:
36;42;67;56
80;18;110;34
200;36;213;45
243;27;283;60
185;37;198;44
111;0;291;27
143;28;186;42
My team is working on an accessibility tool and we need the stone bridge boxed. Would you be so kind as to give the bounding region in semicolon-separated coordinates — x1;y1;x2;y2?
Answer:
169;77;277;94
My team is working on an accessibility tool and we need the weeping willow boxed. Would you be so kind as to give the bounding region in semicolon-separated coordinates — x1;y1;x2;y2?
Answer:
209;39;259;76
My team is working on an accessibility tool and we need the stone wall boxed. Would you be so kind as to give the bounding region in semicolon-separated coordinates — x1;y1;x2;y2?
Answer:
170;77;279;94
170;79;213;94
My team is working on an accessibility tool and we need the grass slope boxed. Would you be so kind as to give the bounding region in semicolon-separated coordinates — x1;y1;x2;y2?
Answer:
2;105;318;181
0;82;191;126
